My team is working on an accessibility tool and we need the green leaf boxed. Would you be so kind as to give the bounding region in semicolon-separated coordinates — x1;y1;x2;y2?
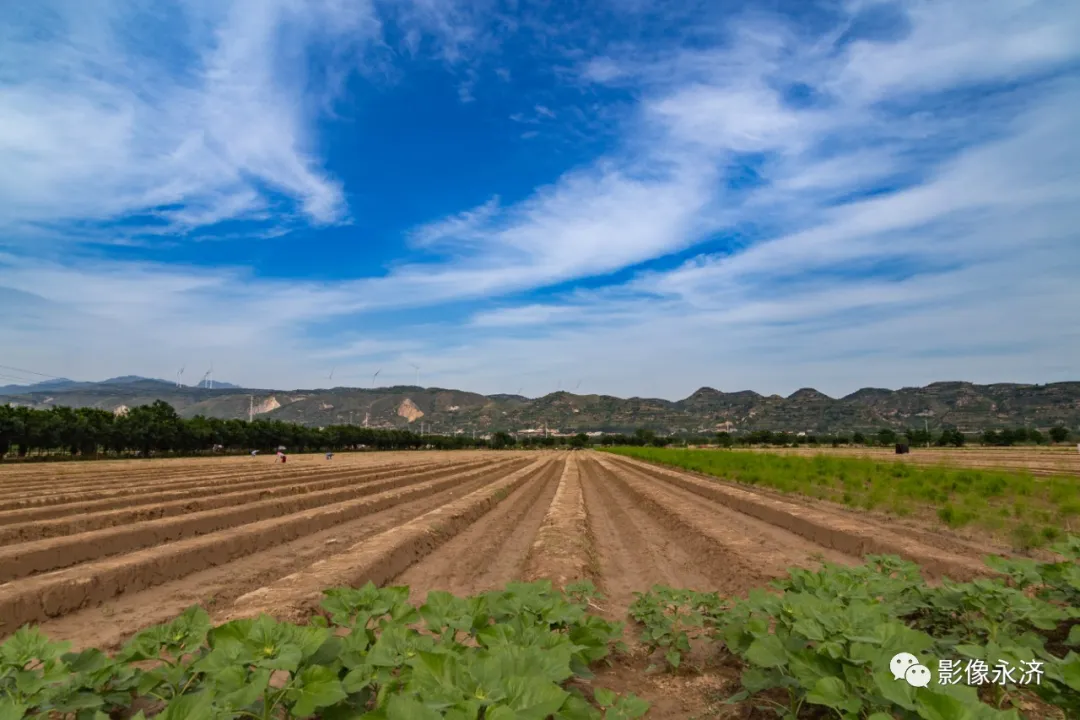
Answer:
607;693;650;719
806;677;861;714
744;635;788;668
385;695;441;720
157;692;216;720
916;690;976;720
287;665;348;717
557;693;602;720
594;687;617;707
1067;625;1080;647
0;700;28;720
1061;652;1080;692
502;675;570;719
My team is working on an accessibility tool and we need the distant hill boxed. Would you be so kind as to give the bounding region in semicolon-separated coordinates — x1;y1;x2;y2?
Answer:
1;377;1077;435
0;375;243;395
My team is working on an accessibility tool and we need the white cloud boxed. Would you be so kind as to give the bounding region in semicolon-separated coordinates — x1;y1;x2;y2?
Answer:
0;0;376;235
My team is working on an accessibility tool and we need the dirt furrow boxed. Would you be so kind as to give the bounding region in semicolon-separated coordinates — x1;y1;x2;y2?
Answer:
0;459;532;630
0;458;497;544
579;458;726;620
0;459;442;507
223;457;555;624
522;453;594;588
591;456;859;575
604;453;993;580
0;458;518;581
31;471;505;651
394;457;563;603
0;460;466;523
0;453;433;489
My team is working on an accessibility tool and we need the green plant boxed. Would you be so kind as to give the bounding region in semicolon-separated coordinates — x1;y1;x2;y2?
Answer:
0;582;643;719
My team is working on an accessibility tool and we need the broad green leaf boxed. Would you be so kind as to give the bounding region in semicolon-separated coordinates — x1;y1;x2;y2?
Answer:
557;692;602;720
916;690;976;720
594;687;617;706
157;691;216;720
806;677;861;714
0;700;28;720
502;675;570;719
1068;625;1080;647
745;635;788;668
287;665;348;717
384;695;441;720
1061;652;1080;692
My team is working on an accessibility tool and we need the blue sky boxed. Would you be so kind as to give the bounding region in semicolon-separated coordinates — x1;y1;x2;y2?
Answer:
1;0;1078;399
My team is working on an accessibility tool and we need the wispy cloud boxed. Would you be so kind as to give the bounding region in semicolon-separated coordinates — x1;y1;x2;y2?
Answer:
0;0;378;238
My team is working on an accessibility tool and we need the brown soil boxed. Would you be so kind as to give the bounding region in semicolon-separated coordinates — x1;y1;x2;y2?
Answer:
0;458;519;580
394;456;563;603
0;458;493;545
522;452;593;587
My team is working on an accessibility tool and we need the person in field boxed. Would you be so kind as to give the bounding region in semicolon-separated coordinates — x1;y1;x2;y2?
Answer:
326;452;333;460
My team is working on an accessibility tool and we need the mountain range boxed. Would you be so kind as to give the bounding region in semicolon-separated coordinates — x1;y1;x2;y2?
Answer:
2;377;1078;435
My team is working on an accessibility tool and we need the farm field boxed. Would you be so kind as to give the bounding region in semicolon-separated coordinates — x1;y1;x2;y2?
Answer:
742;444;1080;477
611;446;1080;551
1;450;1077;718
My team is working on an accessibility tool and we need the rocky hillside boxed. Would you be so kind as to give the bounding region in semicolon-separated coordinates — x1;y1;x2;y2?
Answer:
1;378;1078;435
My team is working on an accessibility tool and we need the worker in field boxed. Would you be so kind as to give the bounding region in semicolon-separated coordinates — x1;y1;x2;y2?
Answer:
326;452;334;460
281;453;287;464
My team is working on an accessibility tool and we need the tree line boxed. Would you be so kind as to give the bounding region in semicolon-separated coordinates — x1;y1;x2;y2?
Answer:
0;401;1072;461
710;426;1071;448
0;402;486;460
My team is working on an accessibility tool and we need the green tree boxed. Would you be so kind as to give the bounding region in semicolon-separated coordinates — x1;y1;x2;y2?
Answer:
851;431;866;445
490;431;515;449
876;428;897;445
715;432;733;448
1050;426;1070;443
569;433;588;448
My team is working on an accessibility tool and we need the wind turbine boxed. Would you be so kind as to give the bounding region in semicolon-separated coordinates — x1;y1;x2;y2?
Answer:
326;367;336;383
372;368;381;388
574;379;582;392
176;366;185;388
408;362;420;387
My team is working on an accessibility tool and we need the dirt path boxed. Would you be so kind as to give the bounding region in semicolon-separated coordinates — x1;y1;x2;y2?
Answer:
522;452;593;587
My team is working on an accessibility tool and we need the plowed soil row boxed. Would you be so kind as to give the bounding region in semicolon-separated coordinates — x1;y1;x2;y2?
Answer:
29;467;512;651
0;458;497;543
3;450;1011;673
0;455;442;500
0;451;490;491
0;458;533;629
0;459;465;520
0;457;521;582
0;449;445;476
